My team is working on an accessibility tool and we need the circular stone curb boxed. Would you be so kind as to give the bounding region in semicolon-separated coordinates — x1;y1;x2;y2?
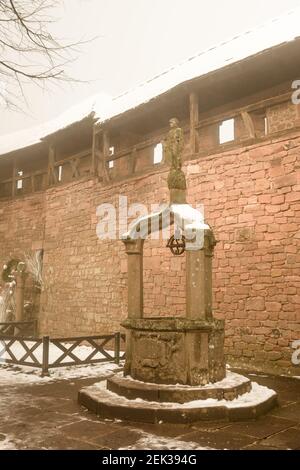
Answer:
107;372;252;403
78;378;278;424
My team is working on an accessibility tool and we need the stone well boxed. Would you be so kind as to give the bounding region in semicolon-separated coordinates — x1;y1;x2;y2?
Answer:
79;118;277;423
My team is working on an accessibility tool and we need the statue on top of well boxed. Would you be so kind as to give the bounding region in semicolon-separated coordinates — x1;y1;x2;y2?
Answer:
164;118;187;199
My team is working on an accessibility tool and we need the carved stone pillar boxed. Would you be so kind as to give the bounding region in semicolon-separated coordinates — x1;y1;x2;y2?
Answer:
186;230;216;321
123;239;144;319
14;262;28;323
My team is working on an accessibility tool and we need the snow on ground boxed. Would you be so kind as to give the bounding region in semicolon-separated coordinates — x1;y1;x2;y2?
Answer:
94;380;276;410
0;362;119;385
0;434;21;450
121;371;249;390
0;340;120;384
120;432;213;450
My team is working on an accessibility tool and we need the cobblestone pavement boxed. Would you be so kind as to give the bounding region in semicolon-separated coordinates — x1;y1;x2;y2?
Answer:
0;369;299;450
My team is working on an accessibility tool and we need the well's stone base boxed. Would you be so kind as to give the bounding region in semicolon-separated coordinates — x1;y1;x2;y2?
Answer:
107;371;251;403
78;374;278;424
122;318;226;386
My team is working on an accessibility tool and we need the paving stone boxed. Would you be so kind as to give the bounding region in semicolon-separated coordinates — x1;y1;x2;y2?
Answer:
269;402;300;422
190;422;230;431
0;371;300;450
225;416;296;439
120;422;195;438
35;436;100;450
260;428;300;450
179;429;257;450
88;428;142;449
59;419;118;439
245;443;282;450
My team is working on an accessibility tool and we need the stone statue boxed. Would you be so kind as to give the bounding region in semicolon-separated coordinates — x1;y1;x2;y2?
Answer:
164;118;187;191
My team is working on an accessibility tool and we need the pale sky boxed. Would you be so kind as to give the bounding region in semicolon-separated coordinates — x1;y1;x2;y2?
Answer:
1;0;300;136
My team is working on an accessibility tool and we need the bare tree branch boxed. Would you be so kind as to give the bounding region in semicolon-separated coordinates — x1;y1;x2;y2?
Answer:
0;0;90;110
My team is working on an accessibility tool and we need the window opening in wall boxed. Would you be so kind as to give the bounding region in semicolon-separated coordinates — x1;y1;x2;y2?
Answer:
219;119;235;144
108;146;115;169
264;117;268;135
17;170;23;189
58;165;63;182
153;143;163;164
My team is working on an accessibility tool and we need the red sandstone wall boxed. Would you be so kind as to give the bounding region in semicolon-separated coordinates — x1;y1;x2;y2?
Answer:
0;130;299;375
187;133;300;375
0;193;45;318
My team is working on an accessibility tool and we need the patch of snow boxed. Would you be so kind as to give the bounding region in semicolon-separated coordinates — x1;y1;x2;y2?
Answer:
0;93;112;156
120;431;213;450
93;380;276;410
122;203;209;249
115;371;249;390
0;361;120;385
0;434;19;450
99;7;300;124
248;374;269;378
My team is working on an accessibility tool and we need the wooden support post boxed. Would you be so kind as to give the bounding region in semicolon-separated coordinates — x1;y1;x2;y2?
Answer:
42;336;50;377
92;127;97;176
128;147;137;175
241;111;256;139
31;174;35;193
12;157;16;198
189;92;199;154
70;158;80;179
114;332;121;365
47;145;58;186
14;262;28;335
103;130;111;183
15;263;28;324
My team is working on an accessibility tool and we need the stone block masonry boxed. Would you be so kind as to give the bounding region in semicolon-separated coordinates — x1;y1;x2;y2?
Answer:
0;130;299;376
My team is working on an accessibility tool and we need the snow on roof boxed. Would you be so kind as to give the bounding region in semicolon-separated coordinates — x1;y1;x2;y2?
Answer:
101;7;300;123
0;93;112;157
1;7;300;157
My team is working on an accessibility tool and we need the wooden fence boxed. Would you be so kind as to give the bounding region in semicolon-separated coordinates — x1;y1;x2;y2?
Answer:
0;332;125;376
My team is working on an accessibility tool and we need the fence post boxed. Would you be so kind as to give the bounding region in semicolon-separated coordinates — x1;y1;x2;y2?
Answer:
41;336;50;377
114;332;121;365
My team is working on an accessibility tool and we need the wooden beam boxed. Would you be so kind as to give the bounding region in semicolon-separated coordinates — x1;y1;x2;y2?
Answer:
12;157;16;198
196;92;291;130
189;92;199;154
128;147;137;175
102;130;110;183
241;111;256;139
31;174;35;193
70;158;80;179
47;145;58;186
91;127;97;176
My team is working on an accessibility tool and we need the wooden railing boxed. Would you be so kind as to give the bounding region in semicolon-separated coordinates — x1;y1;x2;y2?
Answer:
0;332;125;376
0;91;297;199
0;149;92;199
